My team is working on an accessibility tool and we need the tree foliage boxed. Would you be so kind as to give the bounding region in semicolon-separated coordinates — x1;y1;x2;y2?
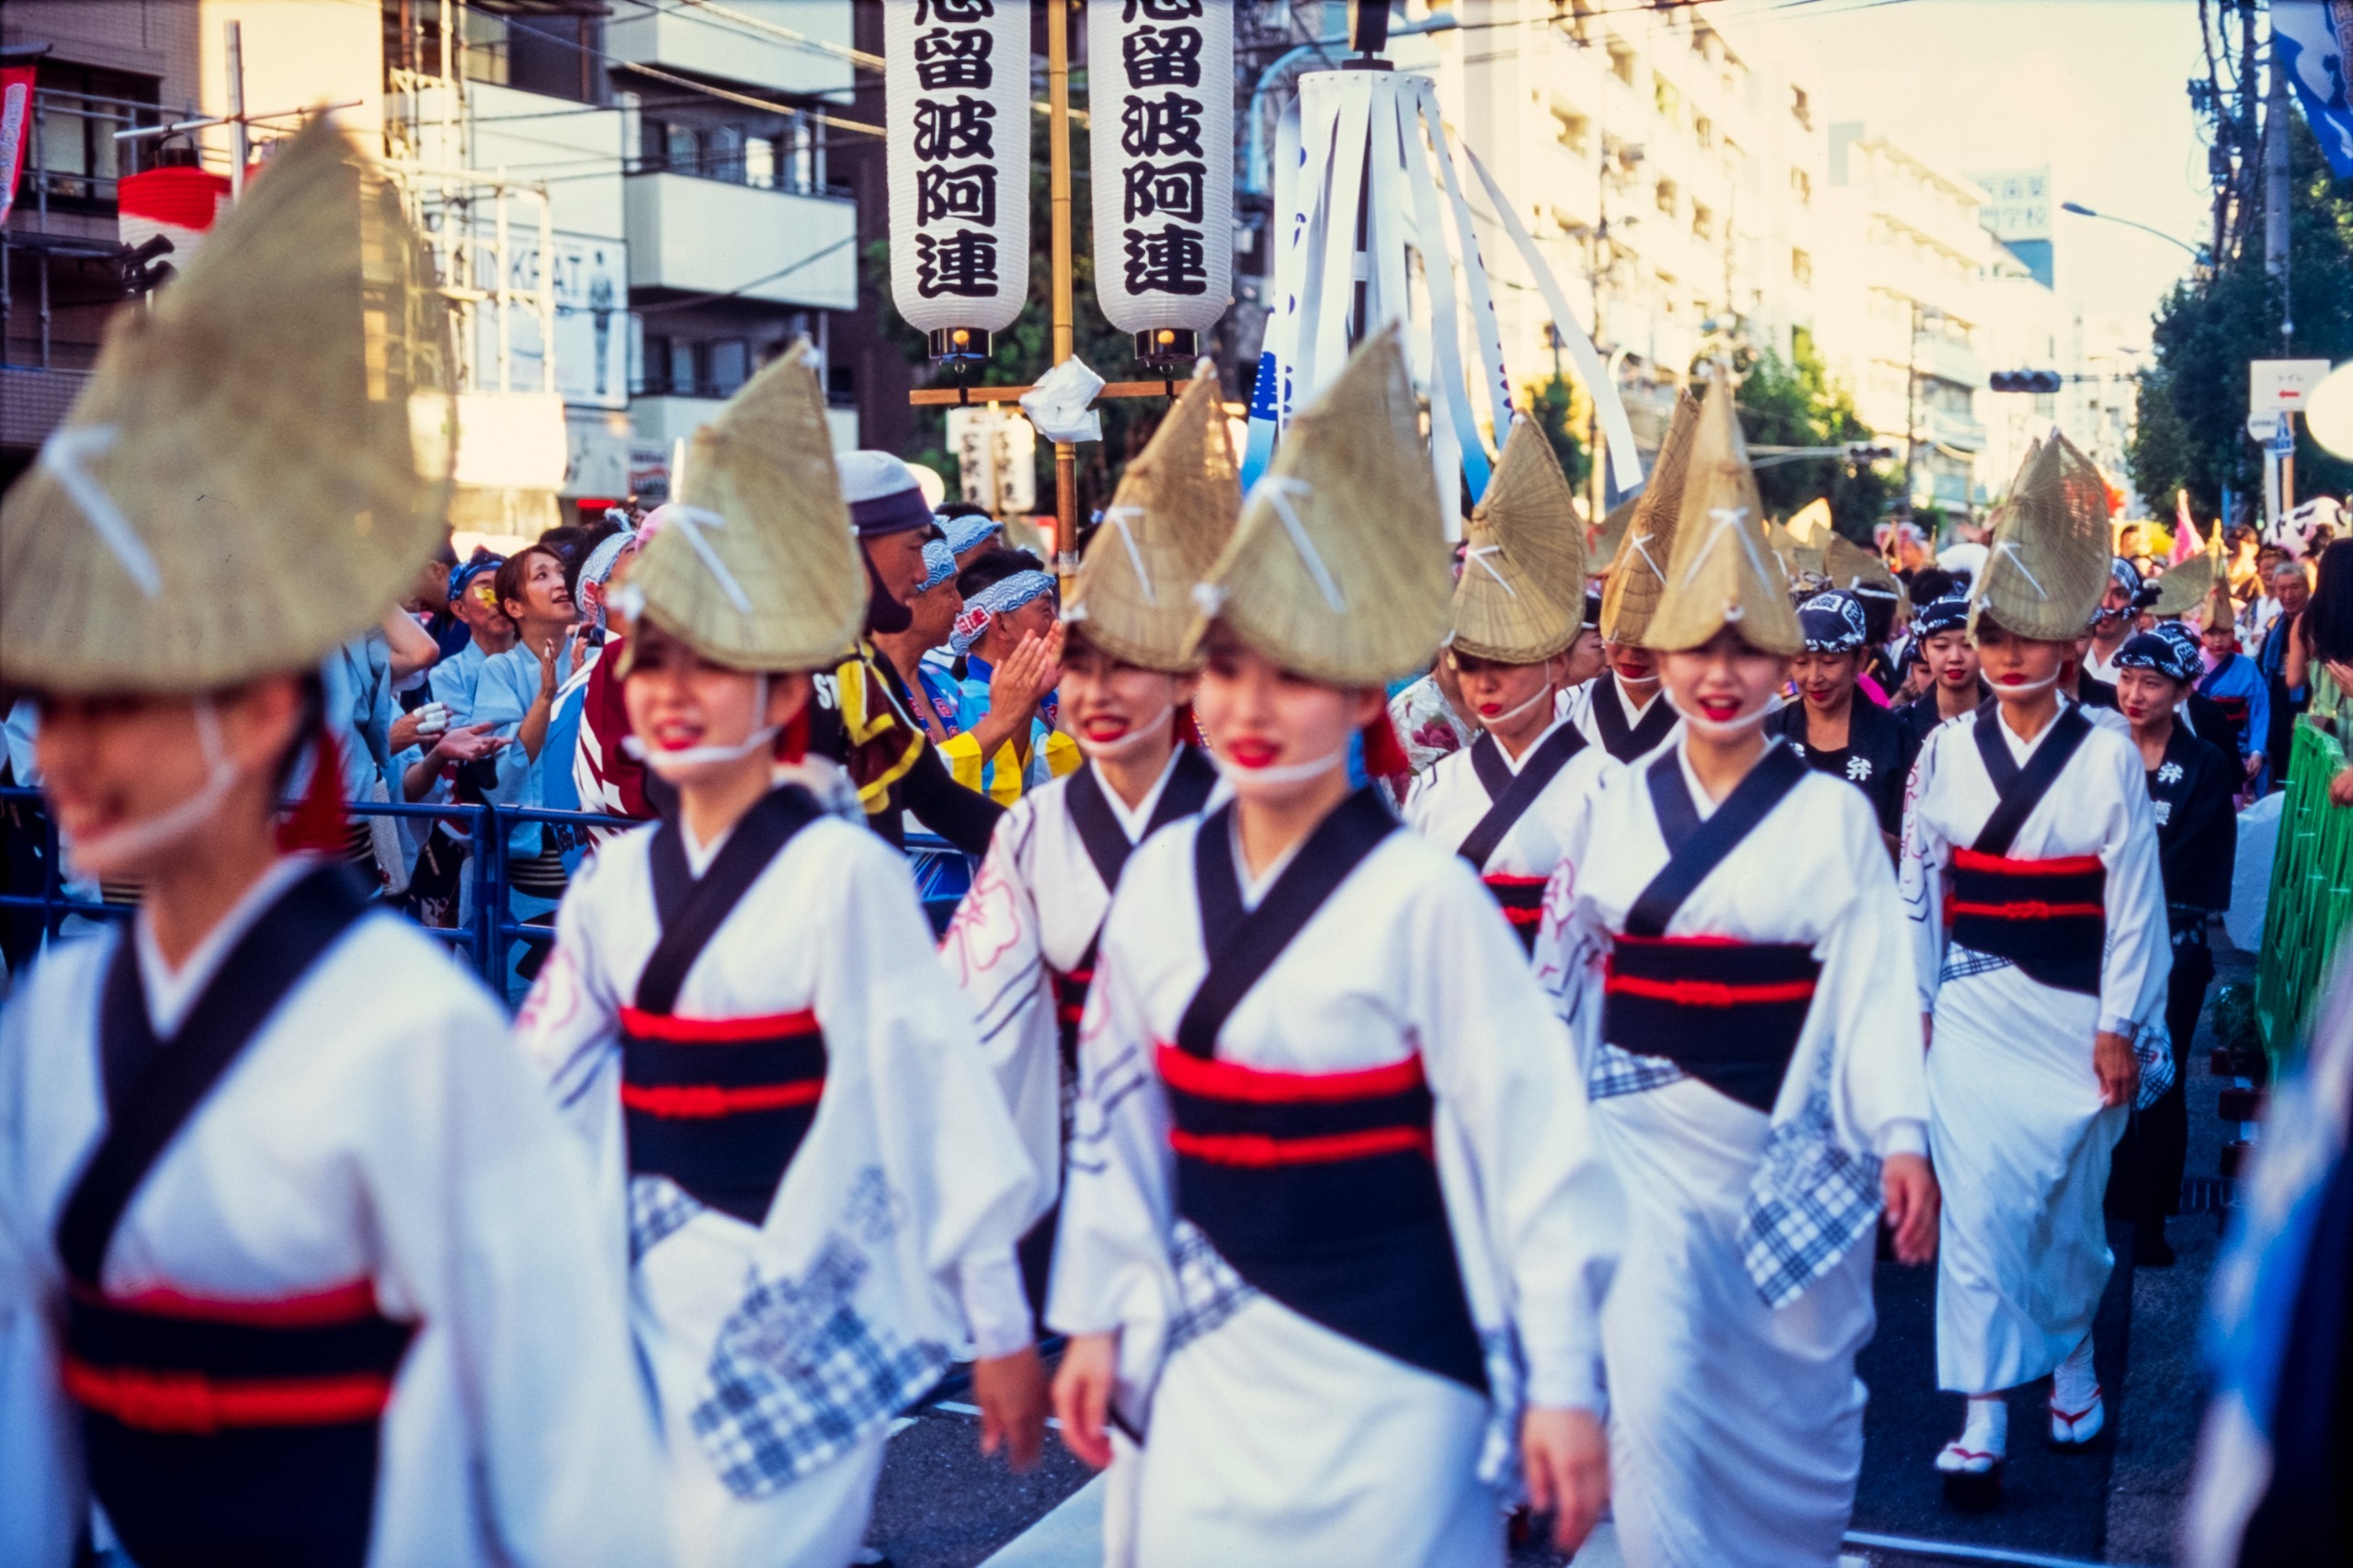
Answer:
1518;373;1594;494
1727;327;1893;544
2129;117;2353;521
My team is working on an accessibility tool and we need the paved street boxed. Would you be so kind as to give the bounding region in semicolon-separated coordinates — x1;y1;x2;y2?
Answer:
860;947;2245;1568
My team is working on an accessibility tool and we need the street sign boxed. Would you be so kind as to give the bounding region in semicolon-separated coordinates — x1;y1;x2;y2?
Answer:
2270;421;2298;456
2251;358;2335;411
2247;410;2284;443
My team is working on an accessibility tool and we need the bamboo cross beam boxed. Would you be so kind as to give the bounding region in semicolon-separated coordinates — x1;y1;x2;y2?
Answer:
906;380;1188;408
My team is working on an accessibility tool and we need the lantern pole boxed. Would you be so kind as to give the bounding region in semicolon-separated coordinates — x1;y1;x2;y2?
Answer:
1047;0;1079;595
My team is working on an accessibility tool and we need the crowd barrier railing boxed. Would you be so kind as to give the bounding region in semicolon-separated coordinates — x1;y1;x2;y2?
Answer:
0;788;977;998
2255;719;2353;1062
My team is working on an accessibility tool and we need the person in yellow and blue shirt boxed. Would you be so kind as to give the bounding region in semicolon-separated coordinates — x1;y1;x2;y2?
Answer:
941;548;1080;803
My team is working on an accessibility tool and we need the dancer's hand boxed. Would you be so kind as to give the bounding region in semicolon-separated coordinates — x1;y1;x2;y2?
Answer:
1520;1405;1608;1552
2094;1028;2139;1108
1050;1331;1120;1470
971;1345;1048;1471
1881;1152;1939;1265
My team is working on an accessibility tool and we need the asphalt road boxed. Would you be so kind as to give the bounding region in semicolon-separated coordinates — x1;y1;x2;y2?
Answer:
862;949;2247;1568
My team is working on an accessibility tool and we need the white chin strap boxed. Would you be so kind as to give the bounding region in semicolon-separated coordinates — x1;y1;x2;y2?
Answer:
1616;668;1662;689
1479;684;1554;731
1663;689;1776;740
1993;670;2063;697
1074;704;1174;759
623;675;782;778
1216;746;1347;789
64;699;242;879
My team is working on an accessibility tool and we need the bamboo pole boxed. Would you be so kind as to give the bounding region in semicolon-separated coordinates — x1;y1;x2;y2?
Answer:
1048;0;1078;595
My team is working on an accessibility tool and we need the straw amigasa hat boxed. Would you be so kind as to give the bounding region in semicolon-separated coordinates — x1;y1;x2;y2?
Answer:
1063;369;1240;672
1589;489;1640;583
1598;388;1701;648
2150;546;2215;620
2196;531;2236;633
1188;324;1451;686
619;341;865;673
1449;415;1587;663
1823;529;1909;623
0;117;453;695
1643;376;1803;657
1967;433;2110;642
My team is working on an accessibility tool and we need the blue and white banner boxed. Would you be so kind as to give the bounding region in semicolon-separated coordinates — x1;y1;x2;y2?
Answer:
2277;1;2353;178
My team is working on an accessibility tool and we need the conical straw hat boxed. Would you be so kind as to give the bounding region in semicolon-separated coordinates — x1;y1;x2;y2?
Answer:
1;118;453;695
623;341;865;672
1824;530;1906;619
1188;325;1450;686
1968;433;2109;641
2150;550;2213;620
1599;388;1701;647
1449;417;1587;663
1589;489;1640;579
1644;377;1803;656
2197;531;2235;632
1785;497;1835;548
1066;370;1239;672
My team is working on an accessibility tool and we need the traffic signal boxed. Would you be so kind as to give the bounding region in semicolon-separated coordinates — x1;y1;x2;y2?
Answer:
1988;369;2063;394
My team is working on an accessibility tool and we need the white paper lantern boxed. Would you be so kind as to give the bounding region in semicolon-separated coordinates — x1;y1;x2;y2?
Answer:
885;0;1032;360
2307;360;2353;460
1086;0;1233;365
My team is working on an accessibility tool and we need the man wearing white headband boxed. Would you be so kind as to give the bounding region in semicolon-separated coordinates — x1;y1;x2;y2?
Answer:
940;548;1079;804
0;120;664;1568
517;349;1046;1567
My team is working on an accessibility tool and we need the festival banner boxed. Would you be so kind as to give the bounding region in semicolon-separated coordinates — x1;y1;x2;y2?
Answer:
884;0;1033;358
0;67;36;228
2277;1;2353;177
1086;0;1233;360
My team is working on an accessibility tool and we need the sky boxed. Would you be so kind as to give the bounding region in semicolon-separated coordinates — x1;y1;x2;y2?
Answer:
1756;0;2218;348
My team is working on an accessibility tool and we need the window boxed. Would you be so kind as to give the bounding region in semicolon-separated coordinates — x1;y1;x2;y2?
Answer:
1791;248;1813;287
1790;167;1813;207
1653;74;1681;123
1790;85;1813;130
640;108;824;192
28;62;162;210
1608;41;1637;86
1552;110;1591;158
1691;202;1714;241
1693;115;1713;149
459;6;606;103
828;363;856;407
1654;178;1679;217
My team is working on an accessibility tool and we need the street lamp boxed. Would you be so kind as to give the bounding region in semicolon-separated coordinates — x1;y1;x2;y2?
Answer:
2057;200;2207;263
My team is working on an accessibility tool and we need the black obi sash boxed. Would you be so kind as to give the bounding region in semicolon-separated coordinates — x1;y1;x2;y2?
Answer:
1461;725;1587;952
1167;790;1488;1393
1600;746;1817;1113
57;863;409;1568
1590;677;1678;762
1948;704;2105;995
621;786;825;1223
1051;747;1218;1062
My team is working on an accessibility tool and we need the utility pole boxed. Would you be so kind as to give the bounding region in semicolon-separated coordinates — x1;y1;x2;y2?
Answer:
1047;0;1077;592
2265;35;2296;515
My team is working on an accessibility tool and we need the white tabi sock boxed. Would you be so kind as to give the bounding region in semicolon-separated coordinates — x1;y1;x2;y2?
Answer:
2052;1334;2098;1412
1961;1394;2008;1458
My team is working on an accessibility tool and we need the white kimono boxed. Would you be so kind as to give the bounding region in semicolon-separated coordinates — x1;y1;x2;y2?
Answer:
943;749;1222;1212
1403;715;1620;904
1049;801;1621;1568
517;801;1039;1568
1901;701;2169;1395
0;857;667;1567
1558;672;1683;764
1532;743;1928;1568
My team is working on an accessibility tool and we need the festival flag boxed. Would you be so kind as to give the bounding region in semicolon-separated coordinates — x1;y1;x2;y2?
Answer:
2172;489;2205;565
0;67;35;228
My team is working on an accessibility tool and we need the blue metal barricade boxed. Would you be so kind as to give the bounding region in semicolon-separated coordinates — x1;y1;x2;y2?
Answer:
0;787;977;1002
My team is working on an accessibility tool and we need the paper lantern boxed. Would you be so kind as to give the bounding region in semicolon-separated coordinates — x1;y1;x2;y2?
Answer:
1087;0;1233;367
884;0;1032;362
2307;360;2353;460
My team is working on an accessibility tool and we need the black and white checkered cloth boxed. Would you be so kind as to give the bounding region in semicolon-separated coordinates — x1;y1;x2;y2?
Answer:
1166;1221;1258;1354
629;1176;704;1264
1938;940;2012;987
1740;1059;1883;1310
2133;1017;2177;1110
690;1238;950;1497
1587;1039;1687;1102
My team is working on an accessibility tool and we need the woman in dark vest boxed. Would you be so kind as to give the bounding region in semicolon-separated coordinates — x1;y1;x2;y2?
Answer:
1769;588;1920;849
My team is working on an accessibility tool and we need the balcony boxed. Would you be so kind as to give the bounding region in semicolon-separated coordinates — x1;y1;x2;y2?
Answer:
1911;332;1984;390
605;1;854;100
631;394;858;455
1927;407;1988;454
624;173;856;310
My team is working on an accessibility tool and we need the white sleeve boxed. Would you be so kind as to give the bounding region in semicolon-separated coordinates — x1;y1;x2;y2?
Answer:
827;834;1039;1355
1816;795;1932;1157
1898;727;1949;1016
513;853;627;1150
1529;773;1610;1070
2097;743;2174;1035
1045;880;1179;1421
376;983;670;1567
939;806;1062;1217
1415;867;1620;1415
0;979;84;1568
468;662;538;805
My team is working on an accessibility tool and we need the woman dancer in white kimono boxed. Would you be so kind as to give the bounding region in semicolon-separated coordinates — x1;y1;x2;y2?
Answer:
1406;420;1619;954
515;350;1046;1567
1048;333;1622;1567
1902;434;2170;1491
0;120;665;1568
1564;389;1699;765
1532;381;1937;1568
943;376;1232;1313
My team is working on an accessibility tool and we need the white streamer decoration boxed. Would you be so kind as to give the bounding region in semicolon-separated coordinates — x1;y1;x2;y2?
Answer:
1086;0;1233;341
884;0;1032;337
